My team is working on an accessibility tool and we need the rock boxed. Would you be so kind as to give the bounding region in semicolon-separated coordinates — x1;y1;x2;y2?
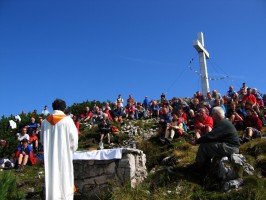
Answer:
204;154;254;191
231;153;254;176
222;178;243;192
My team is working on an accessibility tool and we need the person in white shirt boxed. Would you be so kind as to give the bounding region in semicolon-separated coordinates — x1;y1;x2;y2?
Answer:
41;105;50;116
17;127;30;143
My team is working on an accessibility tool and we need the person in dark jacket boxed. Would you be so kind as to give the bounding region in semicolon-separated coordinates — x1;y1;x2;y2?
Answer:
194;106;240;168
98;113;112;144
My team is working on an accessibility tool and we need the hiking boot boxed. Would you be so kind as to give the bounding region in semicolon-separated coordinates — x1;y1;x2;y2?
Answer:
20;165;25;172
186;163;205;176
15;165;21;172
244;137;251;143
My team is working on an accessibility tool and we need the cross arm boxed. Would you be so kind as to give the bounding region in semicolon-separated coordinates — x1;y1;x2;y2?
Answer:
193;40;210;59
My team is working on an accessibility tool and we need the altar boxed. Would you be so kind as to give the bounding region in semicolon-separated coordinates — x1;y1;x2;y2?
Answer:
73;148;147;199
73;148;123;160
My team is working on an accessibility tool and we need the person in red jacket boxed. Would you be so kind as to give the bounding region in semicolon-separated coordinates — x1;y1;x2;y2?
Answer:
242;88;257;107
194;108;213;138
241;108;262;142
73;115;81;135
125;102;135;119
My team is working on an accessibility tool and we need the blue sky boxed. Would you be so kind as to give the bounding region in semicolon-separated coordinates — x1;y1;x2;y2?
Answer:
0;0;266;117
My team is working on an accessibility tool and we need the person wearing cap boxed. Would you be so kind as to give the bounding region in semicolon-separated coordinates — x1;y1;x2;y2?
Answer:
40;99;78;200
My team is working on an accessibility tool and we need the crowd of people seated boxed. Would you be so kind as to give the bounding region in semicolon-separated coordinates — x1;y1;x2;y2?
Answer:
71;83;266;145
1;83;266;172
0;106;49;172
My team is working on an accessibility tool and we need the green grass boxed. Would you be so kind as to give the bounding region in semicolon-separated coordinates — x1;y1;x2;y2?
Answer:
0;170;25;200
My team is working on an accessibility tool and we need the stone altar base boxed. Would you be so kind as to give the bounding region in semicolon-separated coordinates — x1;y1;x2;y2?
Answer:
73;148;147;199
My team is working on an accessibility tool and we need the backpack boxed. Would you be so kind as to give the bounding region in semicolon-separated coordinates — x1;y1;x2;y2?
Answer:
0;158;15;169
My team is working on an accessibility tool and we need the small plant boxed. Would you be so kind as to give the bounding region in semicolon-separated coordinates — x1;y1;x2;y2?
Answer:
0;171;25;199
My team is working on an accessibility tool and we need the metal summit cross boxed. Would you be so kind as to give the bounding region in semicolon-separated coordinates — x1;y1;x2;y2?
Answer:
193;32;210;97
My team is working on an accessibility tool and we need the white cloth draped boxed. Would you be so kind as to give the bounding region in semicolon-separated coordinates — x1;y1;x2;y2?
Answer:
9;120;17;129
73;148;122;160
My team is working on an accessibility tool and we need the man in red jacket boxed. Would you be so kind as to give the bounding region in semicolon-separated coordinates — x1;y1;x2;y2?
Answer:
194;108;213;139
242;88;257;107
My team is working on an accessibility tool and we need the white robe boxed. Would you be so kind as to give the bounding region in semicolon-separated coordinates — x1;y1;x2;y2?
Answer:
40;110;78;200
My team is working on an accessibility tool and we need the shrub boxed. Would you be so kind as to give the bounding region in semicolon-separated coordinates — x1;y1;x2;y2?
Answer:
0;171;24;199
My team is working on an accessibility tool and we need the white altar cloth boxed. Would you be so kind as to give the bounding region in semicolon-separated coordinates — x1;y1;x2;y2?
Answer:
73;148;123;160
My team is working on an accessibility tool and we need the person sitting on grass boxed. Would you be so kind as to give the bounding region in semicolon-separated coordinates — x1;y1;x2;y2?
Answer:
135;102;147;120
159;107;173;142
125;102;135;120
113;103;125;120
149;100;160;119
111;115;123;133
91;106;103;125
15;139;34;172
192;106;240;172
28;129;39;152
25;117;37;130
241;108;262;143
83;106;93;122
98;113;112;144
194;108;213;137
226;101;244;130
165;113;184;141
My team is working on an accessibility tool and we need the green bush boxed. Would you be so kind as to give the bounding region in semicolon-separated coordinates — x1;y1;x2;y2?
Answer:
0;171;24;199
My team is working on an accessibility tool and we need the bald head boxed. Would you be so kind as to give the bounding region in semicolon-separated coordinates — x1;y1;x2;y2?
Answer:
211;106;225;120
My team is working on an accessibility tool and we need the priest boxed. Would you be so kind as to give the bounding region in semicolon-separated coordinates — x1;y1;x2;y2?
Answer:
40;99;78;200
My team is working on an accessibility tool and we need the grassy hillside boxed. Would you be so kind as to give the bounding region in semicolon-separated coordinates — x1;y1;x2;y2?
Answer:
0;102;266;199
